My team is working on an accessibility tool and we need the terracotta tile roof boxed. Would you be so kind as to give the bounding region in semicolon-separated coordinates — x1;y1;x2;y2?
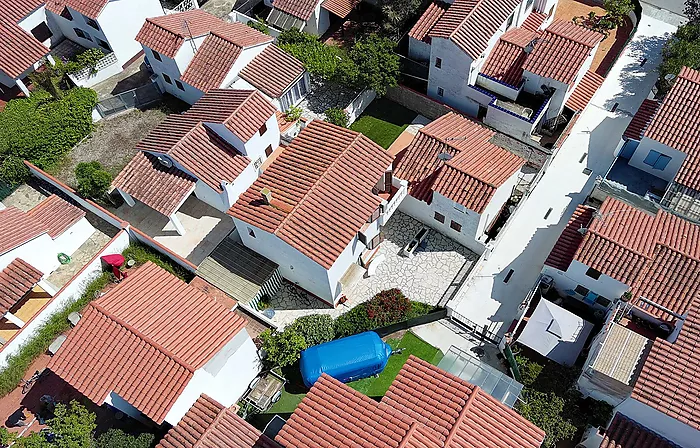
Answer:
48;262;246;424
276;373;441;448
321;0;361;19
157;394;280;448
623;99;660;141
565;70;604;112
276;356;544;448
272;0;318;21
546;197;700;319
0;0;50;78
544;204;595;271
600;413;679;448
229;120;393;269
644;67;700;190
633;305;700;431
480;28;537;87
0;207;46;255
408;1;449;41
136;10;225;58
0;258;43;314
394;112;524;214
429;0;521;59
521;11;547;32
44;0;108;19
240;45;306;99
523;20;603;84
383;356;545;447
112;151;196;216
180;22;272;92
26;194;85;238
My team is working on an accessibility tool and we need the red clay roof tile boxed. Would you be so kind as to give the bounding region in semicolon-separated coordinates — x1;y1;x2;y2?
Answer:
321;0;361;18
480;28;537;87
394;113;524;214
544;204;595;271
240;45;306;99
644;67;700;190
26;194;85;238
111;151;196;216
44;0;108;19
48;262;246;423
0;207;47;255
600;413;679;448
623;99;660;141
565;70;604;112
229;120;393;269
523;20;602;84
0;0;50;78
271;0;318;20
0;258;43;314
520;11;547;32
408;1;449;41
429;0;521;59
136;10;225;58
157;394;280;448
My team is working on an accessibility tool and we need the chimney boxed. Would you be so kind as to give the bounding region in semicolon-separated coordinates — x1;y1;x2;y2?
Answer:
261;187;273;204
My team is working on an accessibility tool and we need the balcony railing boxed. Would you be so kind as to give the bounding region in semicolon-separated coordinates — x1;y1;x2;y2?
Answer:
164;0;198;14
379;178;408;226
69;52;118;81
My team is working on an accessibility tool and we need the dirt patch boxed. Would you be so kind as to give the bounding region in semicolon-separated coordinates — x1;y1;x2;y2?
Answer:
51;107;168;187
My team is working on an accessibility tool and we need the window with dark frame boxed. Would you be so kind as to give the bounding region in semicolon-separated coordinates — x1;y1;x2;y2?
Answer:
83;15;99;30
175;80;185;91
435;57;442;68
61;8;73;20
265;145;273;157
162;73;172;84
434;212;445;223
574;285;590;296
73;28;91;41
248;228;256;238
595;296;611;308
450;220;462;232
259;123;267;136
437;87;444;97
585;267;602;280
30;23;52;42
151;49;162;62
506;13;514;28
97;39;111;51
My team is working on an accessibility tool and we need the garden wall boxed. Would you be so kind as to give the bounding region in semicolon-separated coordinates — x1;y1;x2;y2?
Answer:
385;85;452;120
345;89;377;125
373;308;447;337
0;230;130;369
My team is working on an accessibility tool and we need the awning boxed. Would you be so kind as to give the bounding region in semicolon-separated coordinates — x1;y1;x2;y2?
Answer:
267;9;305;31
517;299;593;366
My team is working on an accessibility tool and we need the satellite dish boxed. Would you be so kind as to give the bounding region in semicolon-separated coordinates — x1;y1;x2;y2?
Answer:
577;226;588;235
437;152;453;162
157;155;173;168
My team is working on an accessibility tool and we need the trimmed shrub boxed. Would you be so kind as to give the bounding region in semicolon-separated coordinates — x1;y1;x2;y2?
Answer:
247;18;270;35
515;354;543;387
350;34;399;95
366;288;410;327
324;108;349;128
333;304;373;338
289;314;335;347
75;161;112;199
285;105;302;122
0;155;30;186
121;244;193;281
406;301;436;319
96;429;155;448
260;327;307;367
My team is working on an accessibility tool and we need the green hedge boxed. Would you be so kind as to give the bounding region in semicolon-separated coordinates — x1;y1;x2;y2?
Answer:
0;272;112;397
122;244;193;281
0;88;97;184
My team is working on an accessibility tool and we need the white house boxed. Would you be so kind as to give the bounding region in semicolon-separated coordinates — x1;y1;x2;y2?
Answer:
393;112;525;254
265;0;360;35
111;89;280;236
0;0;163;95
136;9;310;110
49;261;261;426
229;120;406;306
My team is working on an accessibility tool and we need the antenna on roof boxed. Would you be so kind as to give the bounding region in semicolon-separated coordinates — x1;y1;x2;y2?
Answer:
182;19;198;54
577;225;588;235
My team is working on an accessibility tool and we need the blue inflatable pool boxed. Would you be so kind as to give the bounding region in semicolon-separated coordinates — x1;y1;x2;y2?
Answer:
300;331;392;388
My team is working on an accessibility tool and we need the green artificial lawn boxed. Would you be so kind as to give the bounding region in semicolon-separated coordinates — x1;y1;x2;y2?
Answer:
350;98;417;149
348;331;443;398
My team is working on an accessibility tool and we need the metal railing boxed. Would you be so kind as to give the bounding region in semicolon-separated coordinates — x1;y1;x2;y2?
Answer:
95;83;162;118
446;310;502;345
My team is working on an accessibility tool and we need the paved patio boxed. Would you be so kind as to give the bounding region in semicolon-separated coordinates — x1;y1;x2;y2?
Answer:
107;195;234;266
266;212;479;327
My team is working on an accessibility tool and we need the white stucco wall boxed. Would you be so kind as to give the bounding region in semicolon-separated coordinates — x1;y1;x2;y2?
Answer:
98;0;163;65
220;43;270;90
52;217;95;257
477;171;519;240
477;74;522;99
408;37;431;62
484;104;537;140
302;3;327;35
18;5;57;47
164;329;261;425
427;39;476;113
318;7;330;36
542;261;629;304
327;234;365;301
615;398;700;448
242;114;281;161
628;137;686;183
224;163;259;208
0;235;59;275
48;7;111;54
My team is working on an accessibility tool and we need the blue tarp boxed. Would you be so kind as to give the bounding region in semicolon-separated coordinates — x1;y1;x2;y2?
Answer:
300;331;392;388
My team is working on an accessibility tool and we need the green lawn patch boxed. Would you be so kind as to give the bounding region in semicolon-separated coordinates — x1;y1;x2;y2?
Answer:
122;244;193;282
350;98;417;149
349;331;443;397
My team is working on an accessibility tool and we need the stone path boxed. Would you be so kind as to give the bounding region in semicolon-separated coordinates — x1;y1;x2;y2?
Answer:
266;212;479;327
201;0;238;18
297;77;362;121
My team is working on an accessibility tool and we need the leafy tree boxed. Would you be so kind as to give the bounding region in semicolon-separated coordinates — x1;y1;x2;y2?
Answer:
48;400;97;448
289;314;335;347
75;161;112;198
95;429;154;448
0;427;16;447
324;108;349;127
366;288;410;327
0;155;30;186
380;0;423;39
14;433;48;448
29;63;66;101
515;355;543;387
284;105;302;122
517;390;577;448
350;34;399;95
259;327;307;367
247;18;270;35
573;0;632;36
659;23;700;93
686;0;700;23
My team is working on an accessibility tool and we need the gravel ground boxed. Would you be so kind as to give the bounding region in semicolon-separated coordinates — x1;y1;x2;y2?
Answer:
51;107;170;187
